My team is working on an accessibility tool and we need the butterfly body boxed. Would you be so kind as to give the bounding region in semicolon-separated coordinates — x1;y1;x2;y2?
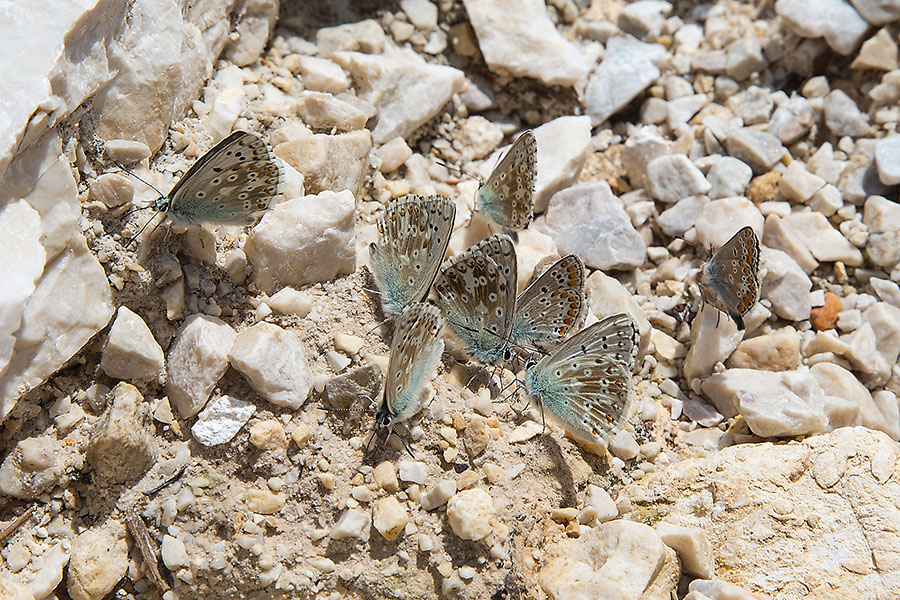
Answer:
698;226;760;330
525;313;638;446
511;254;586;352
475;130;536;237
369;195;456;317
376;303;446;436
433;234;517;365
156;130;284;227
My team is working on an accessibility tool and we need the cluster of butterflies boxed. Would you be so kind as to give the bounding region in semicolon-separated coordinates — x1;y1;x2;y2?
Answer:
119;128;761;453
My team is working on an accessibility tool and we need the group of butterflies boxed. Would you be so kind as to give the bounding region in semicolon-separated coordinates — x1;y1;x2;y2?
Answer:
121;128;761;452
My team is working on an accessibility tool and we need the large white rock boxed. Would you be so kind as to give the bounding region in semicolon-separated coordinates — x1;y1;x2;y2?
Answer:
462;0;590;87
0;200;44;377
693;197;764;249
333;49;464;143
532;116;592;213
245;190;357;293
683;305;744;383
222;0;278;66
446;488;495;541
775;0;869;55
539;520;678;600
191;395;256;446
228;322;313;409
100;306;165;383
68;520;129;600
585;36;666;125
619;427;900;598
585;270;652;358
761;247;813;322
783;211;864;266
0;239;114;423
875;135;900;185
646;154;711;203
702;368;828;437
539;182;647;270
166;315;237;418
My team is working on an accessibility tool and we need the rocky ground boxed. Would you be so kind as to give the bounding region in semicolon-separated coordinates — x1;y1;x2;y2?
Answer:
3;0;900;599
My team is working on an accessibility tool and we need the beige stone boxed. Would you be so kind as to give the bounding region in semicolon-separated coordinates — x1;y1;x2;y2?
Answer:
67;520;128;600
86;383;157;483
727;327;800;371
275;130;372;196
373;496;409;540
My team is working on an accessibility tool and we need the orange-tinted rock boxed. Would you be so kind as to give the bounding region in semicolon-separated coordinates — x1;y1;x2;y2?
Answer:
746;170;781;204
810;292;841;331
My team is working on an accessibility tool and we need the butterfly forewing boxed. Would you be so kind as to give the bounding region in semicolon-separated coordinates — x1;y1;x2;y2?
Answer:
699;226;760;329
370;195;456;317
167;130;284;226
512;254;586;351
382;303;446;424
526;313;639;444
476;130;536;233
433;234;517;365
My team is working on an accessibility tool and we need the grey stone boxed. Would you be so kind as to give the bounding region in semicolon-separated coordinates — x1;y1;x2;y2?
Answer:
657;195;709;237
707;157;753;199
824;90;870;137
875;135;900;185
725;128;785;173
585;36;667;125
646;154;711;203
86;383;158;484
776;0;869;55
850;0;900;24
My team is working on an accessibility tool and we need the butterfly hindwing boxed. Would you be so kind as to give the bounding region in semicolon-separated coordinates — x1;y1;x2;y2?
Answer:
433;234;517;365
699;226;760;329
369;195;456;317
379;303;446;426
526;313;638;445
512;254;586;351
475;130;536;234
166;130;284;226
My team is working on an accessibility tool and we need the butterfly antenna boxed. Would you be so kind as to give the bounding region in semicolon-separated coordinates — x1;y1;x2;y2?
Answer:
113;160;167;198
123;212;164;250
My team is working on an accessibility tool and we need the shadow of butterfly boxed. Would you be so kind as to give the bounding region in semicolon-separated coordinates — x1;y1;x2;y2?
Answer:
698;226;760;330
369;195;456;318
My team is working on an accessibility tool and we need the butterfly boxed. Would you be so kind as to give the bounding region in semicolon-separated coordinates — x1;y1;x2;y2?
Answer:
125;131;283;245
374;303;446;451
432;234;518;366
511;254;586;353
369;195;456;317
698;226;760;330
524;313;639;447
475;130;536;239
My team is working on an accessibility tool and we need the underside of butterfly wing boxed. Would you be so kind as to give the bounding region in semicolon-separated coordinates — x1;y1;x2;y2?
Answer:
167;131;284;226
512;254;586;351
475;130;536;233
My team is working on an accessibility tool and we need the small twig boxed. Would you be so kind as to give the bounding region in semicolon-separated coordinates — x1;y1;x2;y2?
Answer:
142;465;187;496
125;506;170;592
0;505;35;545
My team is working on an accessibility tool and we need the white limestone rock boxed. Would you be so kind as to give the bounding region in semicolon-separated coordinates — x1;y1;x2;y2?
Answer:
0;239;114;423
245;190;357;294
421;480;458;511
783;212;864;266
296;92;375;131
166;314;237;418
161;534;189;570
275;130;369;197
683;305;744;383
850;0;900;24
646;154;711;203
875;136;900;185
657;195;709;238
68;520;128;600
222;0;278;66
824;89;871;137
780;161;826;202
316;19;386;56
446;488;495;541
375;137;414;174
585;36;667;125
811;362;889;435
373;496;410;541
655;522;714;579
398;459;428;484
539;520;678;600
693;197;764;249
0;200;44;378
724;128;785;173
702;368;828;437
228;322;313;409
526;116;592;213
776;0;869;55
330;508;372;542
463;0;590;87
27;542;69;600
618;0;672;40
267;287;313;317
297;56;349;94
100;306;165;383
585;270;652;359
618;427;900;598
762;214;819;273
707;157;753;200
539;182;647;271
191;395;256;446
0;435;68;500
761;247;813;322
333;49;464;144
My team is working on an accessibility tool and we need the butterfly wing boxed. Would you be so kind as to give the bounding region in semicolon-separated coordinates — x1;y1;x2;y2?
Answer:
526;313;639;444
432;234;517;365
699;226;760;329
380;303;446;426
512;254;586;351
166;131;284;226
475;130;536;233
369;195;456;317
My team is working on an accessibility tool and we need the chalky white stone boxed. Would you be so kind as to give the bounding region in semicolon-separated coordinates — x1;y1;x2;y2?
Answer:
585;36;667;125
646;154;711;203
463;0;590;87
191;395;256;446
875;136;900;185
228;322;313;409
775;0;869;55
100;306;165;383
166;314;237;419
447;488;495;541
330;508;371;542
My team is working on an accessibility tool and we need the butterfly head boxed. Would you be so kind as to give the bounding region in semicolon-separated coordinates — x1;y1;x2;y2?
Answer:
153;195;171;214
375;400;394;430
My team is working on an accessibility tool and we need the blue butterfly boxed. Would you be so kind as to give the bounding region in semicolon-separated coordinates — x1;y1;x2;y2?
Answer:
475;130;536;239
